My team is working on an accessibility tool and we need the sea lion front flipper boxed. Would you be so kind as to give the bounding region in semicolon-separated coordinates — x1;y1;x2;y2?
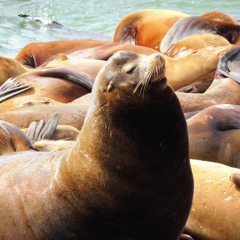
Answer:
0;78;31;103
27;113;59;144
35;67;94;91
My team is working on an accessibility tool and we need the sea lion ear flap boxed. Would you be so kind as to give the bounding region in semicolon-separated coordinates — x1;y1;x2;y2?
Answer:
216;47;240;82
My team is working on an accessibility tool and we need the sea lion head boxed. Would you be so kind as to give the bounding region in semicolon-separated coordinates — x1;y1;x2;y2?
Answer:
91;51;167;108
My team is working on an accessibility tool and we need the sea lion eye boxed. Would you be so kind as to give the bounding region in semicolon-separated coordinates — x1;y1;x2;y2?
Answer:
126;65;136;74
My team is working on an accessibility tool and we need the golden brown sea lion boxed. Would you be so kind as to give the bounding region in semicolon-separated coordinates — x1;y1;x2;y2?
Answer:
0;51;193;239
0;58;105;110
187;104;240;167
185;159;240;240
0;120;34;155
0;113;59;156
0;56;30;85
47;44;235;91
112;9;188;51
177;77;240;112
15;39;108;67
0;103;88;130
161;11;240;54
165;34;230;59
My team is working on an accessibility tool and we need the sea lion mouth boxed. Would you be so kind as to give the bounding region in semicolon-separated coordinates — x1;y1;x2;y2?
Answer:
133;53;166;96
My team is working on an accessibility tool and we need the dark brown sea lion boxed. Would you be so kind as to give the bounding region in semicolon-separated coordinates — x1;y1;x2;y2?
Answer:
187;104;240;167
161;11;240;54
0;51;193;239
112;9;188;51
185;159;240;240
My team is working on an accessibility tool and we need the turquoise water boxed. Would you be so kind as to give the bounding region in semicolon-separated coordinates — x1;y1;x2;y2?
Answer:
0;0;240;57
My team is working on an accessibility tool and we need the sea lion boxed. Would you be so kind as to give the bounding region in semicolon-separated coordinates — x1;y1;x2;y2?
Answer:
112;9;188;51
45;44;235;91
0;120;34;155
165;34;230;60
0;56;30;85
0;51;193;239
184;159;240;240
160;11;240;54
0;113;59;156
0;103;88;130
177;77;240;112
0;58;105;110
187;104;240;167
15;39;108;67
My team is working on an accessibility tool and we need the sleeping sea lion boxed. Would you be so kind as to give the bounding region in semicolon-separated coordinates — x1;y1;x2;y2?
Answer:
185;159;240;240
0;51;193;239
161;11;240;54
112;9;188;51
15;39;108;67
187;104;240;167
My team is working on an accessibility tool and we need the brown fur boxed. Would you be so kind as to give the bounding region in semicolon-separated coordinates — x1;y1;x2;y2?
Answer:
0;51;193;239
185;160;240;240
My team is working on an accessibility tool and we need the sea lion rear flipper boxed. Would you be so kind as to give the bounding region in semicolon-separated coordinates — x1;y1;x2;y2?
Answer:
27;113;59;144
217;47;240;83
0;78;31;103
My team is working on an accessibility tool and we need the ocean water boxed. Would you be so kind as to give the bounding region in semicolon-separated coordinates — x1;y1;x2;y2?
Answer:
0;0;240;57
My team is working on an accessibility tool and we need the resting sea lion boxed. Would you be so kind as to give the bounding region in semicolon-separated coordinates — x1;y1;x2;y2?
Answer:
165;34;230;60
15;39;108;67
177;77;240;112
0;56;30;85
0;51;193;239
112;9;188;51
185;159;240;240
0;113;59;156
187;104;240;167
0;103;88;129
0;58;105;110
161;11;240;54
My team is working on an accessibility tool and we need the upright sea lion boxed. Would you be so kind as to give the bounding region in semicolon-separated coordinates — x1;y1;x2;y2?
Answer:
112;9;188;51
0;51;193;239
187;104;240;167
185;159;240;240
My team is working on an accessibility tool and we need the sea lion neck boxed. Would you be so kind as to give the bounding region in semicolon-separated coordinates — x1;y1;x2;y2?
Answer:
68;83;188;187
